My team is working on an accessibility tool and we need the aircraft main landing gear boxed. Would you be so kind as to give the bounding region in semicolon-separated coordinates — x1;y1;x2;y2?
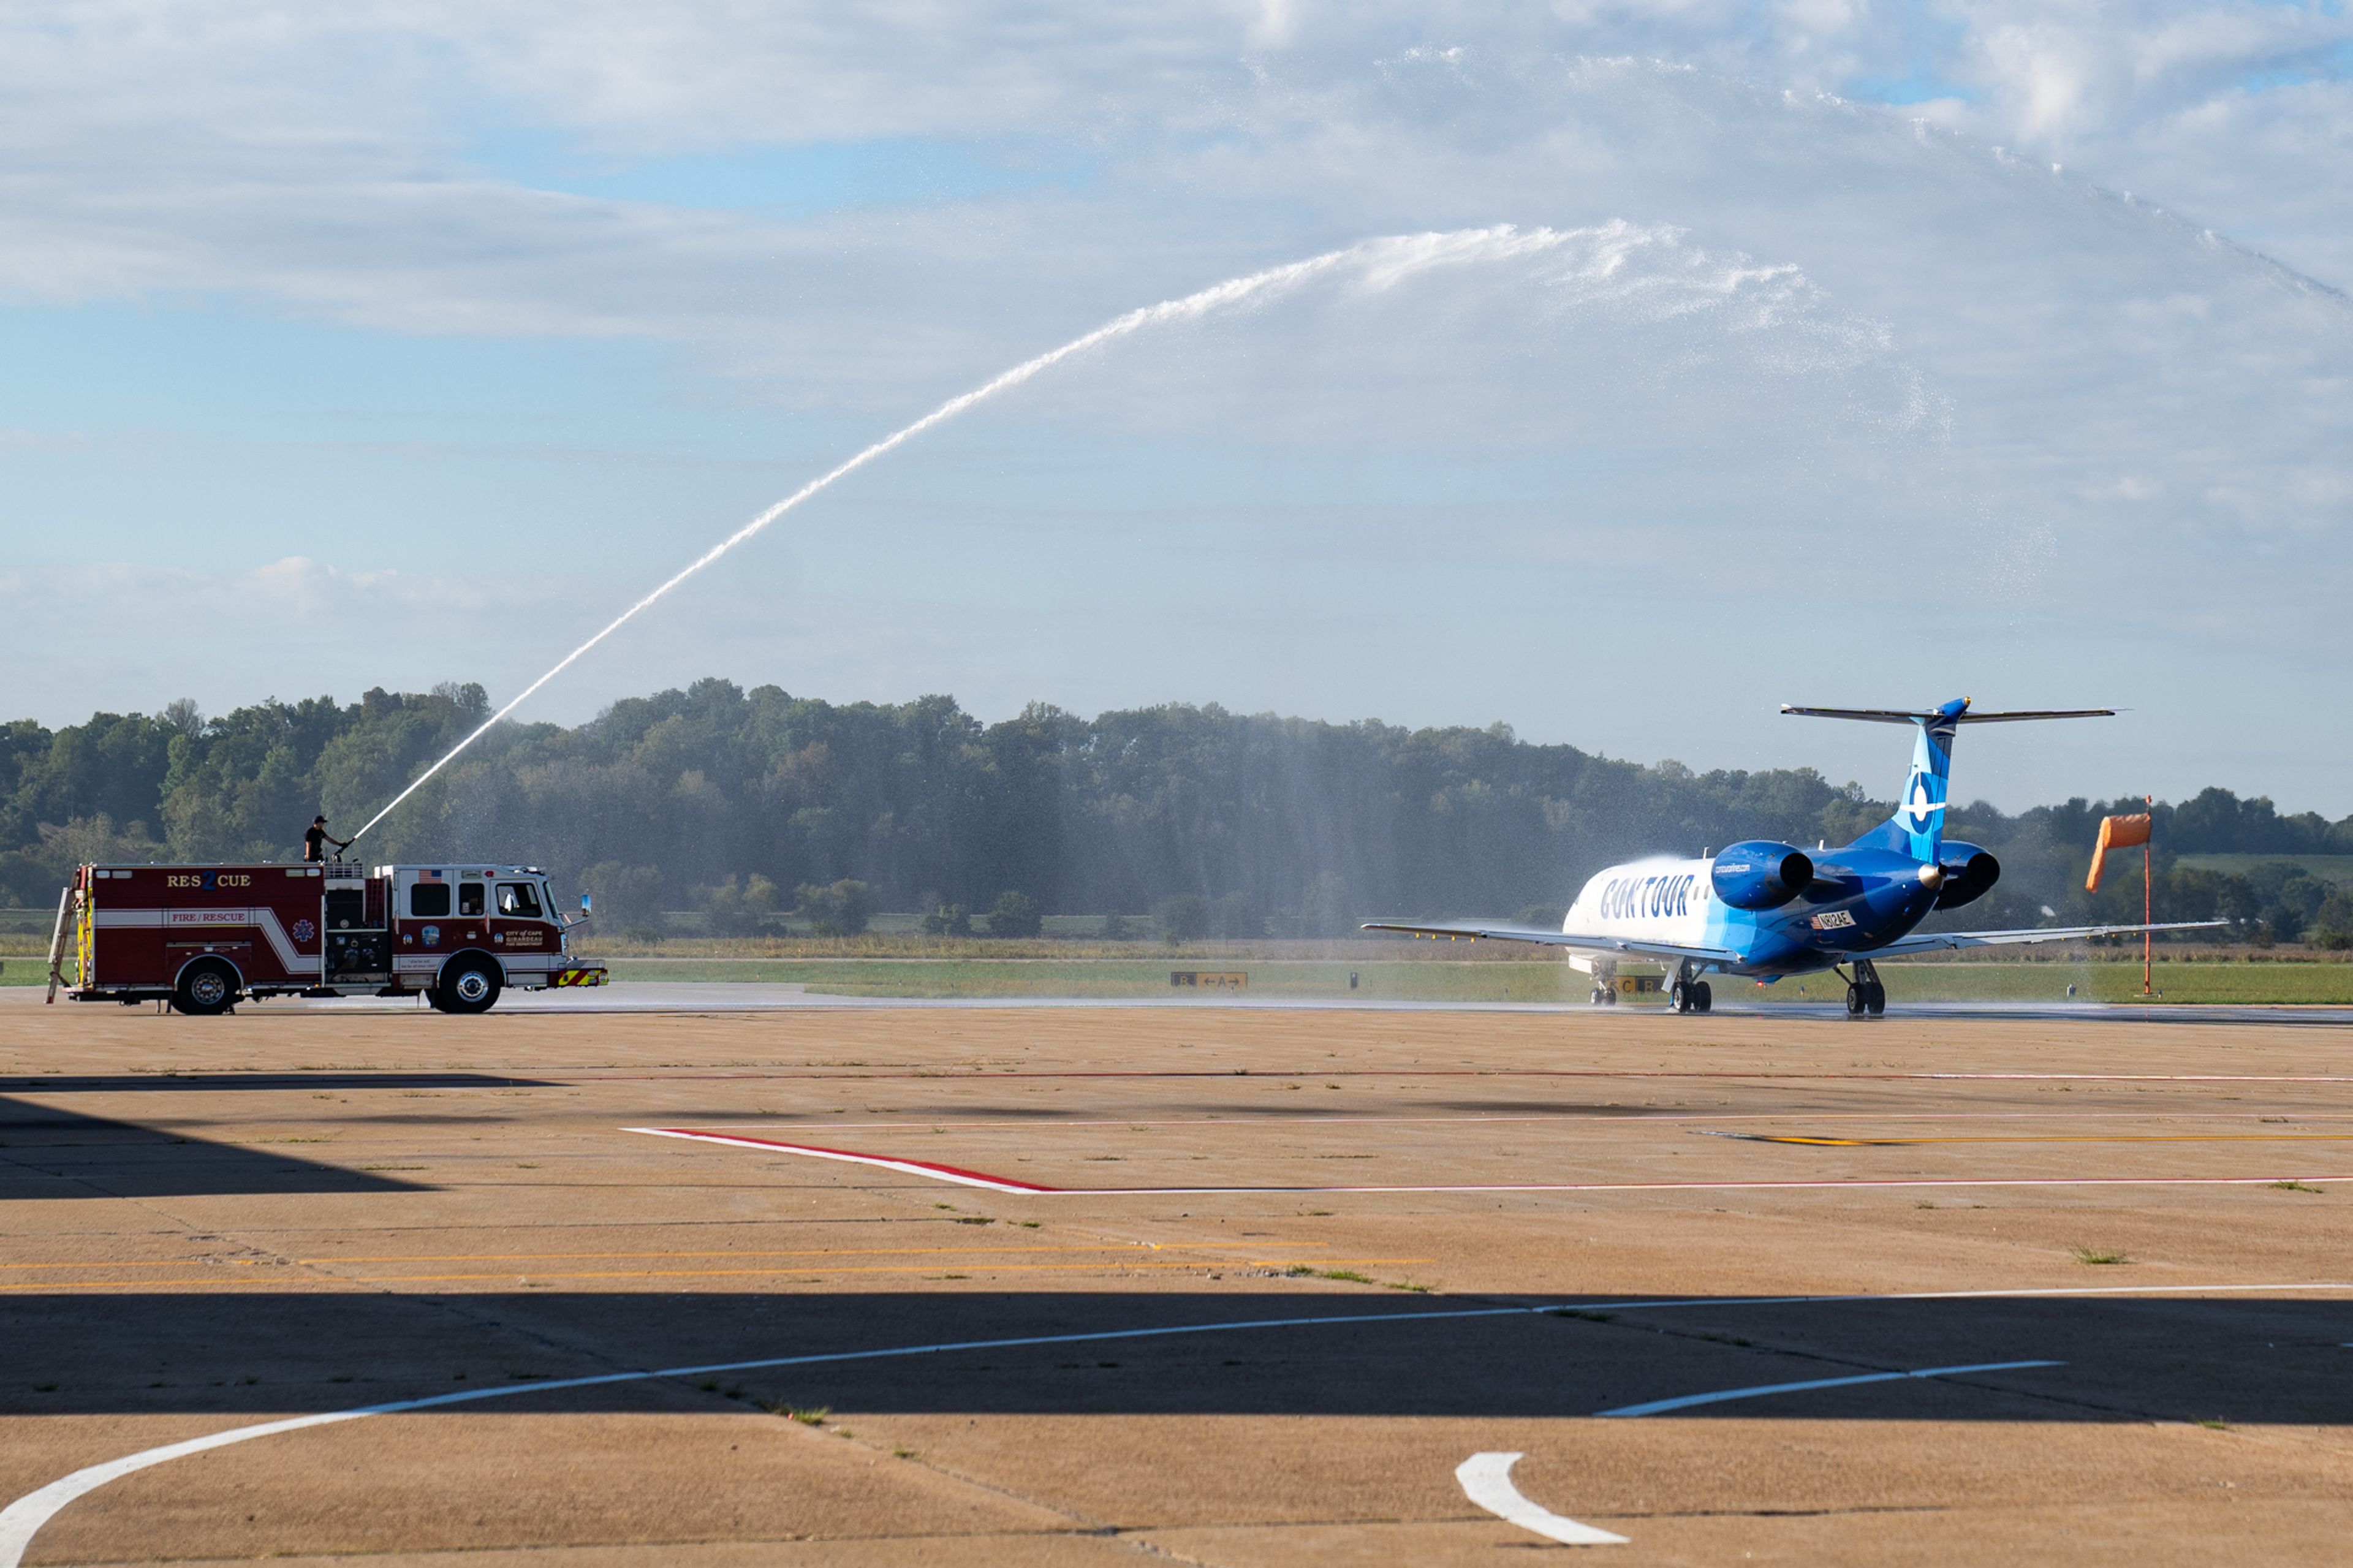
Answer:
1840;960;1886;1018
1670;963;1713;1015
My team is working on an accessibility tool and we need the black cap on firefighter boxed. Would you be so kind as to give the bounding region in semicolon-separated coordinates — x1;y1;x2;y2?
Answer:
314;815;328;824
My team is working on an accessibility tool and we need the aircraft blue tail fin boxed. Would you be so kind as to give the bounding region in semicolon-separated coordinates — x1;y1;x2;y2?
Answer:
1779;699;2115;863
1888;706;1960;862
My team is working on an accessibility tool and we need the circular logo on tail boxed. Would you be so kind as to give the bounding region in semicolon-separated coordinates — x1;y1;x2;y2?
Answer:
1901;772;1944;827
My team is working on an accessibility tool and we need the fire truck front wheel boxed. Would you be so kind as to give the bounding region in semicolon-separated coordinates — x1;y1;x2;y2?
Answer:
437;956;502;1015
172;958;241;1017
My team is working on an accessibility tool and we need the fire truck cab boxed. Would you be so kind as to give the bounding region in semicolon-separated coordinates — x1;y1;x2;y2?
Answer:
44;861;607;1015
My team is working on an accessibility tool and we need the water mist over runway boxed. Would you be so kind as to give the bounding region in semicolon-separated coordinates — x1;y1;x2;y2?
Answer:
352;221;1899;843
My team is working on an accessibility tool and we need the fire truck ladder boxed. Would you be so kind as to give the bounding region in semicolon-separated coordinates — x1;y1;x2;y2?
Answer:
43;882;78;1004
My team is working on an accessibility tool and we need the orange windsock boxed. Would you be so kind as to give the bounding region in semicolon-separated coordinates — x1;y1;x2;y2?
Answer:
2085;812;2153;893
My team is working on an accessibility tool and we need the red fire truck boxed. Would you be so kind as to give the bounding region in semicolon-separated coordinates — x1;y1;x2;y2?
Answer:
42;861;607;1014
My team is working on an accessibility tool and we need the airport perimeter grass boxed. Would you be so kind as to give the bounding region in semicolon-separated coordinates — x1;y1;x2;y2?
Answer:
593;954;2353;1005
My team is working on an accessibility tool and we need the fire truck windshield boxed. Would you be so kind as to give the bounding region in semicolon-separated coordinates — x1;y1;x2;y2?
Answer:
498;882;543;918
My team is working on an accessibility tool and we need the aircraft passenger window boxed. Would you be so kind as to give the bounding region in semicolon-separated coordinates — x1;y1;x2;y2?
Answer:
496;882;543;918
410;882;452;918
458;882;485;917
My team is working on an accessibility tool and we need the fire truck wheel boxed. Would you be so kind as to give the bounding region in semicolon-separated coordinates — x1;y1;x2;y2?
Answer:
439;957;502;1015
173;959;240;1017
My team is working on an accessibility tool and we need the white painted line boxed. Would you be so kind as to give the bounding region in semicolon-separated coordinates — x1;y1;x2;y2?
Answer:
629;1126;2353;1198
1457;1452;1627;1546
1599;1358;2063;1418
694;1111;2353;1131
1032;1176;2353;1197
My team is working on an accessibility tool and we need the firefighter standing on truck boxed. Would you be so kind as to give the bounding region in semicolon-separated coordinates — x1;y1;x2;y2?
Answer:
303;815;350;863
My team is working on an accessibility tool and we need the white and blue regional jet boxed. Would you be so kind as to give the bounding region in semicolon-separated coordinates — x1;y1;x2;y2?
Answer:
1364;699;2222;1016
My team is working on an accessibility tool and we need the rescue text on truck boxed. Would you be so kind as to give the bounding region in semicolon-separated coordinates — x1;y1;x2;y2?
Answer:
43;862;607;1015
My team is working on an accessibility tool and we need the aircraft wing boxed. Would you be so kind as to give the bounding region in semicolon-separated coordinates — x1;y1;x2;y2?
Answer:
1361;921;1741;966
1871;918;2227;956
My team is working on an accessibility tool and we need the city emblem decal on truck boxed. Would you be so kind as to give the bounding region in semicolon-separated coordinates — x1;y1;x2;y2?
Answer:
422;925;441;947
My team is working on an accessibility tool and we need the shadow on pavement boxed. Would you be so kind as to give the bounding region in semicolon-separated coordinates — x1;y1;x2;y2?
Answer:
7;1289;2350;1424
0;1097;427;1200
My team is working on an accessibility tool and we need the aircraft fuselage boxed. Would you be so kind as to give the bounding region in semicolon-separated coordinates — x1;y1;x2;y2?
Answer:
1566;846;1941;977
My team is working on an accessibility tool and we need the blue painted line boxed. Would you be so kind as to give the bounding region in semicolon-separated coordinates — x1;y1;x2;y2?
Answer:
1599;1358;2063;1417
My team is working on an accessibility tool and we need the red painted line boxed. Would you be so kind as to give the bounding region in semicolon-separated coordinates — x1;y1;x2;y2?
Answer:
626;1129;2353;1199
631;1128;1061;1193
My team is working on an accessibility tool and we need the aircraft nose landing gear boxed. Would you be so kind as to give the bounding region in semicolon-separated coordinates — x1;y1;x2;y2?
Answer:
1839;959;1887;1017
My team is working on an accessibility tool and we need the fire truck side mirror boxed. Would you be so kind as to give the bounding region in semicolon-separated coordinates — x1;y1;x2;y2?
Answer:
580;893;592;912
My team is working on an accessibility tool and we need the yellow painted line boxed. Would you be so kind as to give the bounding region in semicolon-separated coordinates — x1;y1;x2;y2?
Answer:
287;1243;1331;1265
0;1243;1338;1273
0;1258;1433;1290
0;1279;360;1292
355;1258;1432;1283
0;1260;220;1272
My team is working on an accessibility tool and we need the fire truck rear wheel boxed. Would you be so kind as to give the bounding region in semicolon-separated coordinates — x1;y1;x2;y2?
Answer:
173;959;240;1017
439;957;502;1015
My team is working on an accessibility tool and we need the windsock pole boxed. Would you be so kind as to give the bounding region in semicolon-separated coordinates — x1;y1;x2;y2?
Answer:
2143;794;2154;997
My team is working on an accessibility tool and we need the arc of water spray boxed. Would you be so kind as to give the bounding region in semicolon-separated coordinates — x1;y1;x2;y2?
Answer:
347;224;1577;846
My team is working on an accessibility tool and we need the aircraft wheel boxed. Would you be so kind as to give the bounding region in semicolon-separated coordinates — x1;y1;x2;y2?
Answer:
1669;980;1688;1013
1694;981;1713;1013
1603;988;1617;1006
1865;982;1887;1017
172;959;240;1017
1844;982;1866;1018
1589;987;1606;1006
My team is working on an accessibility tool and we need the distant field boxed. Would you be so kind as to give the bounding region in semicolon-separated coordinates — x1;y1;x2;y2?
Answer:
2174;853;2353;887
594;955;2353;1006
600;957;1579;1002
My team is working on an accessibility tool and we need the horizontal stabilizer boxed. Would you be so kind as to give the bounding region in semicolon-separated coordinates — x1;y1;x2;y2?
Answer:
1782;705;2115;724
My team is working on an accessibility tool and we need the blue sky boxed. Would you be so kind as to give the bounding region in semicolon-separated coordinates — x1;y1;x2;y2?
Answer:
2;3;2349;814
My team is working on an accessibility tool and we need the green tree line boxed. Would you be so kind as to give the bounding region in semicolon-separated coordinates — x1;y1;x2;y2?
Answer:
4;679;2348;945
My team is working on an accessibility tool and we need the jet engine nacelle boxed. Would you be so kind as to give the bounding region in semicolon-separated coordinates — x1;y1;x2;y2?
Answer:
1710;841;1816;911
1933;843;2000;909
